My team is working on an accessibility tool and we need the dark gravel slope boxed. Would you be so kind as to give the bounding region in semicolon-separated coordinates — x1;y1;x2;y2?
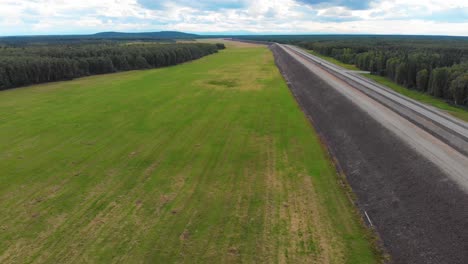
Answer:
270;44;468;264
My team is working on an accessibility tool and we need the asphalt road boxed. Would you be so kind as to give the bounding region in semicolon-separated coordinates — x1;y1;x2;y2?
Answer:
286;45;468;151
271;43;468;263
281;44;468;192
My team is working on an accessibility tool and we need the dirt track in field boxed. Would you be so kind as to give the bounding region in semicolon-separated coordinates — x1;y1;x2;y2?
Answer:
270;44;468;264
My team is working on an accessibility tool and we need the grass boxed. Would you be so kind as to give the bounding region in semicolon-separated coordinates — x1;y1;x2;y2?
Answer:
363;74;468;122
307;50;360;71
0;43;381;263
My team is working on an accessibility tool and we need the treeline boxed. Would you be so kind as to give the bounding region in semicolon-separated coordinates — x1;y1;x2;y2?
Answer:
0;31;198;45
298;39;468;106
239;35;468;106
0;42;225;90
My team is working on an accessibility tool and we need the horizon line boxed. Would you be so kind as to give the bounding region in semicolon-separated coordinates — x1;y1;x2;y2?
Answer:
1;31;468;38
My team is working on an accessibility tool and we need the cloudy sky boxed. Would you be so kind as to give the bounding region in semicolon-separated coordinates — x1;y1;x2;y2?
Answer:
0;0;467;36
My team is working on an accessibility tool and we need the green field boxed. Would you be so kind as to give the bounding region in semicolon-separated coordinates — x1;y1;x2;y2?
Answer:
0;43;380;263
363;74;468;122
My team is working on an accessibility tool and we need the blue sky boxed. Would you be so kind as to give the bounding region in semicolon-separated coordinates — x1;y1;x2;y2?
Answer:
0;0;467;36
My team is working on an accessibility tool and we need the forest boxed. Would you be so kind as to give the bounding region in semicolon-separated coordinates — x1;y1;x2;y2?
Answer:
0;42;224;90
241;35;468;106
0;31;199;45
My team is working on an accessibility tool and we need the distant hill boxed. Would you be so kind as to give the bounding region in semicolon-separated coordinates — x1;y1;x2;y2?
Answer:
92;31;198;39
0;31;199;44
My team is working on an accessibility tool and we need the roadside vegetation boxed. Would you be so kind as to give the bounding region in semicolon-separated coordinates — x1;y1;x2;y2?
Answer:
301;38;468;107
306;46;468;122
240;35;468;108
0;41;381;263
250;35;468;122
363;74;468;122
307;50;360;71
305;47;468;122
284;42;468;121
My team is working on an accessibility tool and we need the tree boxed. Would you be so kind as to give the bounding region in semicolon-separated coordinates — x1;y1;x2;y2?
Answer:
416;69;429;91
429;67;449;98
0;64;11;90
386;58;400;81
396;63;408;85
450;74;468;105
134;55;150;68
215;43;226;50
0;42;221;90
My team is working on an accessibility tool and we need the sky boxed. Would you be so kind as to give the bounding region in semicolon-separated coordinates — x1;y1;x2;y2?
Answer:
0;0;467;36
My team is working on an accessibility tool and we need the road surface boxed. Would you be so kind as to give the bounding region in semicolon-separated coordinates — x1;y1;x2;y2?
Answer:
281;44;468;192
271;43;468;263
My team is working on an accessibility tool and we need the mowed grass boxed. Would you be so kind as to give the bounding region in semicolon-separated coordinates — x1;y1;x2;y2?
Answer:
307;50;360;71
0;44;380;263
363;74;468;122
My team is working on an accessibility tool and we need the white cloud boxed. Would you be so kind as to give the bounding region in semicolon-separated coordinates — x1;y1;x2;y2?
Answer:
0;0;467;36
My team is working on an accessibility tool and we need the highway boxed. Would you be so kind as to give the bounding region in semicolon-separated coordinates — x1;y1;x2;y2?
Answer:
271;42;468;263
278;44;468;193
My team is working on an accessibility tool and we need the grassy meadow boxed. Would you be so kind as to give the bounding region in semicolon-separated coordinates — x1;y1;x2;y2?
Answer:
0;42;380;263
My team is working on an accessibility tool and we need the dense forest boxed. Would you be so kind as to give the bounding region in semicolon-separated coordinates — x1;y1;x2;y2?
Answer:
241;35;468;106
0;42;224;90
0;31;198;45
